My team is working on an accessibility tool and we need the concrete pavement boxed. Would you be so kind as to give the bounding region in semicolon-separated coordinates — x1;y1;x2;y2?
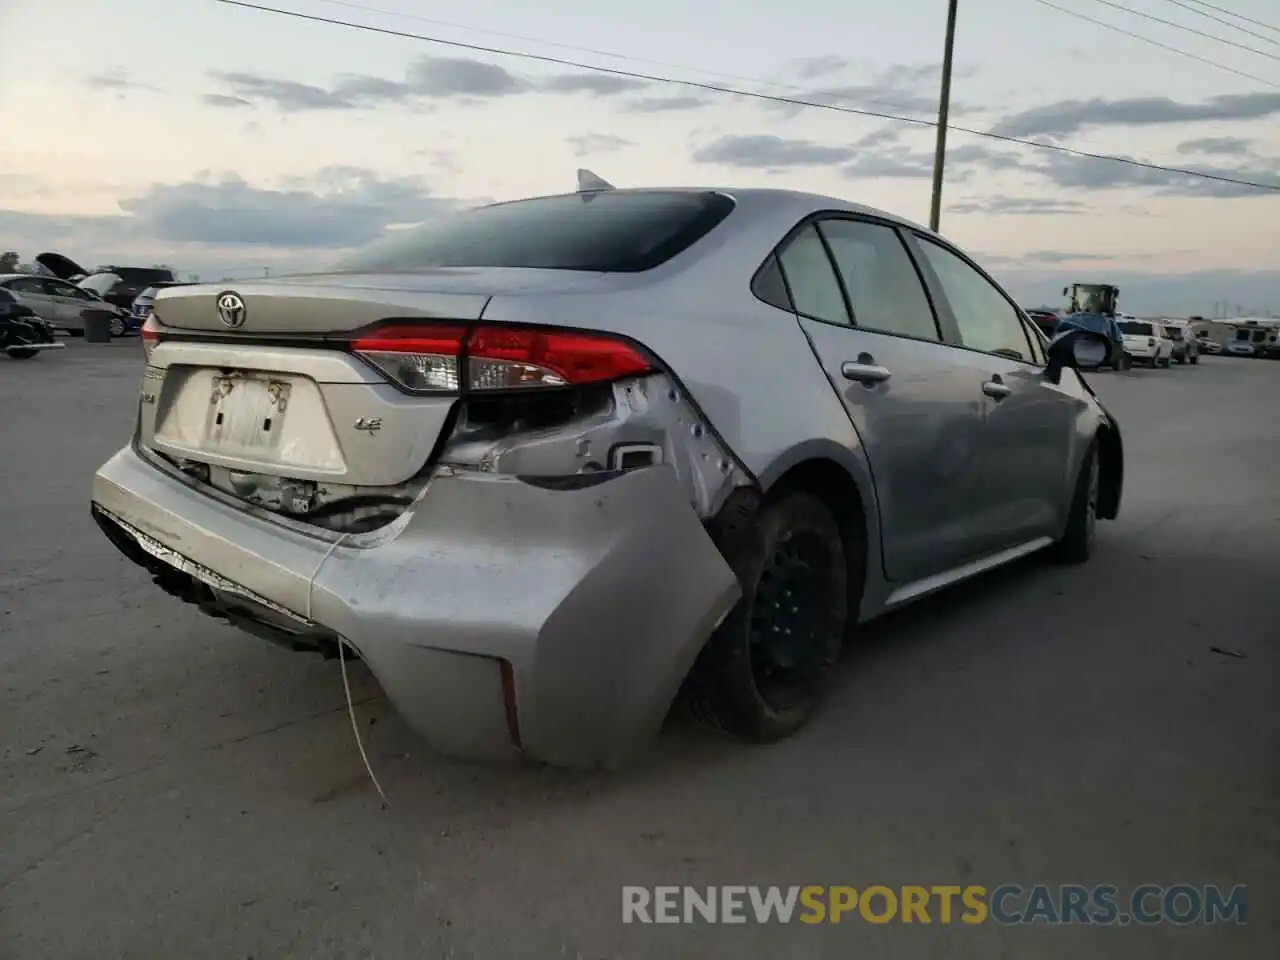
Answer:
1;342;1276;958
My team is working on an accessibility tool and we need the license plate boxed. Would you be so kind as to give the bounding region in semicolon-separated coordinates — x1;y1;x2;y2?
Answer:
205;374;292;455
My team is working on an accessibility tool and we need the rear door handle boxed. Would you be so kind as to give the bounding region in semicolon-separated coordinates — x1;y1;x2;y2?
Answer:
841;362;892;384
982;380;1012;400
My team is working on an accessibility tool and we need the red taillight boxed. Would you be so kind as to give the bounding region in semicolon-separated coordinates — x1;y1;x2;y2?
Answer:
140;316;162;362
467;325;653;390
350;323;653;392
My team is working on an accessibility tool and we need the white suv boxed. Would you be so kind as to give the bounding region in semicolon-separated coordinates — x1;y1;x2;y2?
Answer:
1119;318;1173;368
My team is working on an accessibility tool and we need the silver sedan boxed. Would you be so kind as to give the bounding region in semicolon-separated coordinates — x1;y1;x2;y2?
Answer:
90;186;1124;769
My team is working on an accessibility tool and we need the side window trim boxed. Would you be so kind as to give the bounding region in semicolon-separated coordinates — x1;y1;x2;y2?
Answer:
904;230;1039;365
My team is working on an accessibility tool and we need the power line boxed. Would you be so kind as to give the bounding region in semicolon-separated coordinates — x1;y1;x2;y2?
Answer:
1030;0;1279;87
306;0;963;120
209;0;1280;194
1175;0;1280;35
1158;0;1280;46
1083;0;1280;60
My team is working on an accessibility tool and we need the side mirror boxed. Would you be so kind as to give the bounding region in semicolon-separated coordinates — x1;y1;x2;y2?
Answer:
1062;287;1069;296
1045;326;1111;384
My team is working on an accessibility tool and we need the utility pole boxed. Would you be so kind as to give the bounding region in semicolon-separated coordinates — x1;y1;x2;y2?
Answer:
929;0;960;233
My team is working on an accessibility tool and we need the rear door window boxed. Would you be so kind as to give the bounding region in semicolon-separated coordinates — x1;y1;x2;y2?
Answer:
817;218;940;342
336;190;735;273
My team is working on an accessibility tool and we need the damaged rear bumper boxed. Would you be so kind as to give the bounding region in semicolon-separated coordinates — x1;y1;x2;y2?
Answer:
92;446;741;768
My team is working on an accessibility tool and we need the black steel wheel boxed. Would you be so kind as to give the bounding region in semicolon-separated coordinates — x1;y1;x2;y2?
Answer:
690;489;852;742
1051;442;1099;564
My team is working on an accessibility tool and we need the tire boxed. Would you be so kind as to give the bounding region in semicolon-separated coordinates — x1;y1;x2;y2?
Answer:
1051;443;1099;565
7;348;38;360
109;316;126;337
689;490;851;742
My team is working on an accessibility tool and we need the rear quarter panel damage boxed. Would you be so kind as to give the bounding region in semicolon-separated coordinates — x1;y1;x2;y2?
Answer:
310;466;742;768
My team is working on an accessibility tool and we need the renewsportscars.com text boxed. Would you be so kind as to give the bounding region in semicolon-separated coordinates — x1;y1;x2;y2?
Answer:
621;884;1248;926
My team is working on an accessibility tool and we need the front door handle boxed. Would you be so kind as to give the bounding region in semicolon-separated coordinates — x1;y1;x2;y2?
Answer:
841;362;892;384
982;379;1012;400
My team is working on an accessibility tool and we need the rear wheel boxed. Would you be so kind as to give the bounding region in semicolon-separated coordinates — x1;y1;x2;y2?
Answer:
7;348;37;360
690;490;850;742
1051;443;1099;565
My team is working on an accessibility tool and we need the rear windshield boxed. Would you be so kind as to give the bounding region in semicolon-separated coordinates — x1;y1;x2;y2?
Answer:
334;190;736;273
1120;321;1153;335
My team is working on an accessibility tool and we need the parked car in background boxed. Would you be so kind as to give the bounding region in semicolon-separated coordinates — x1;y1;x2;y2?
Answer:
1119;319;1173;367
131;282;194;320
0;287;64;359
92;186;1124;769
1164;323;1199;365
0;274;131;335
1023;308;1060;338
1226;331;1258;357
1227;322;1280;359
1195;332;1222;354
78;267;176;314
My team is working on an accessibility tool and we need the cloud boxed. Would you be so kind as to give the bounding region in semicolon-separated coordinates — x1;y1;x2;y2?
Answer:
210;72;358;110
205;58;664;111
624;95;709;113
0;168;474;260
690;133;1024;182
1176;137;1254;157
947;144;1025;172
1020;250;1111;264
787;55;852;80
406;57;531;97
202;93;253;109
539;74;649;96
949;196;1086;216
207;57;528;110
992;93;1280;138
1027;152;1280;199
119;168;467;247
761;62;964;121
567;134;635;157
84;69;162;94
692;135;857;169
843;148;935;179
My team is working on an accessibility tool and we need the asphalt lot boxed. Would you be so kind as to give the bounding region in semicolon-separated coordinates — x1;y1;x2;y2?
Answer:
1;341;1276;959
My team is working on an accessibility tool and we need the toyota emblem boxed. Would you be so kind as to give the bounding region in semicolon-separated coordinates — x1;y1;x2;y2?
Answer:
216;291;247;328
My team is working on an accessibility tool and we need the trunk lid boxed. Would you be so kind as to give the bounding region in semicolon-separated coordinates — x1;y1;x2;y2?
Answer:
35;251;90;280
151;268;615;335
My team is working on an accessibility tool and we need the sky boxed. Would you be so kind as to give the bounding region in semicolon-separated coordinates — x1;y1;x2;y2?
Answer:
1;0;1278;316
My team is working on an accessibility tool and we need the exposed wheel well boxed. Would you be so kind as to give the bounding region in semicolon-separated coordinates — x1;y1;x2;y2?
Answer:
766;459;869;633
